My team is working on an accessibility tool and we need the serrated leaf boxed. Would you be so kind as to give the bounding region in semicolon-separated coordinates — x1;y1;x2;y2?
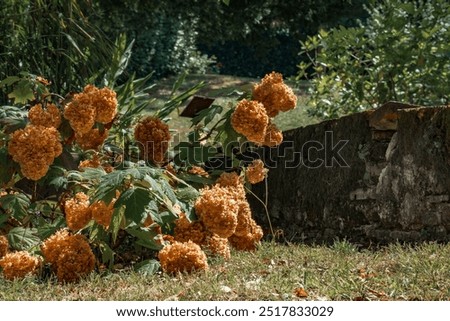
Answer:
8;227;40;251
42;166;67;191
176;186;200;202
134;259;160;275
115;187;151;224
8;80;35;104
0;214;8;227
0;193;30;221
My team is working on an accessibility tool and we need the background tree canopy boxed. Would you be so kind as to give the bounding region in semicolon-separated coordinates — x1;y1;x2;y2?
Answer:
0;0;369;88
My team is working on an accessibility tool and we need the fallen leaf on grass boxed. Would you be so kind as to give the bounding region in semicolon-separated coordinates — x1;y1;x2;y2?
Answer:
294;287;308;298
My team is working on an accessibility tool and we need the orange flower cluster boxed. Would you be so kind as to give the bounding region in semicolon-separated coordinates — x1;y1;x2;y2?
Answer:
158;241;208;274
230;72;295;147
246;159;267;184
0;235;8;258
90;196;117;229
0;251;41;280
78;154;101;170
174;213;206;244
41;230;95;283
194;185;239;238
252;71;297;118
28;103;61;128
64;85;117;134
231;99;268;144
203;233;230;260
188;166;209;177
134;116;171;165
65;192;92;230
8;125;62;180
229;201;263;251
75;128;109;151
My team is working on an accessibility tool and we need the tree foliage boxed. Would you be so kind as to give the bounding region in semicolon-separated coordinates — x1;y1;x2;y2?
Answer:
298;0;450;119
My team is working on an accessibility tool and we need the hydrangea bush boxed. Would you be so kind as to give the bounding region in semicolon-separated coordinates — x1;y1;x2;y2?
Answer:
0;70;296;282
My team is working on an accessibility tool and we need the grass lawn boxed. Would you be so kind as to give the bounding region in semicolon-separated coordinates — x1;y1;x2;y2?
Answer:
1;241;449;301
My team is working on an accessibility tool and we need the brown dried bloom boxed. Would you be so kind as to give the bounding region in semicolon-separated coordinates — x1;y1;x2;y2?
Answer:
194;185;239;238
263;122;283;147
79;154;101;170
55;234;95;283
158;241;208;274
203;233;230;260
64;85;117;133
64;192;92;230
28;103;61;128
41;229;70;266
215;172;246;202
233;201;254;237
231;99;268;144
8;125;63;180
92;86;118;124
0;235;8;258
174;213;206;245
188;166;209;177
246;159;267;184
134;116;171;165
0;251;41;280
90;196;117;229
41;230;95;282
64;98;96;134
229;219;263;251
75;128;108;151
252;71;297;117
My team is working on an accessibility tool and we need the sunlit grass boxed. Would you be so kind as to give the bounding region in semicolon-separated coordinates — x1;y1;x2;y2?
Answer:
1;241;449;301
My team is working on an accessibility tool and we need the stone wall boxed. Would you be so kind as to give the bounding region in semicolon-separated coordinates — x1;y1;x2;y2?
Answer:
250;103;450;243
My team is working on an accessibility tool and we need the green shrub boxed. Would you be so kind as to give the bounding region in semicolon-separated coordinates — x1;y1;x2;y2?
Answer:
298;0;450;119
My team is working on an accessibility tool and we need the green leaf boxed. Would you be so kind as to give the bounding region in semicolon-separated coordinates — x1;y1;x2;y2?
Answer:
0;76;20;87
134;259;160;275
8;227;41;251
115;187;151;224
109;206;124;242
42;166;67;191
0;193;30;221
0;214;8;228
126;227;161;250
98;241;115;268
37;216;65;240
7;79;35;104
176;185;200;203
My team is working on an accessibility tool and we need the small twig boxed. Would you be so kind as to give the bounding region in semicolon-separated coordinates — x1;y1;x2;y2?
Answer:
244;177;275;239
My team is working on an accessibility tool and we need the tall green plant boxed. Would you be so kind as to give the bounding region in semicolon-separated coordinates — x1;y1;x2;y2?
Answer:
298;0;450;119
0;0;114;103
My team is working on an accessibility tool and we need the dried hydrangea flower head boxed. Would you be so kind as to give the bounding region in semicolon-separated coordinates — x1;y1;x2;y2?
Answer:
158;241;208;274
0;251;41;280
231;99;268;144
8;125;62;180
246;159;267;184
55;234;96;283
28;103;61;128
228;218;263;251
174;213;206;245
90;191;119;229
134;116;171;165
188;166;209;177
263;122;283;147
203;233;231;260
64;85;117;134
78;153;101;170
75;128;109;151
252;71;297;118
41;230;95;283
194;185;239;238
0;235;8;258
64;192;92;230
